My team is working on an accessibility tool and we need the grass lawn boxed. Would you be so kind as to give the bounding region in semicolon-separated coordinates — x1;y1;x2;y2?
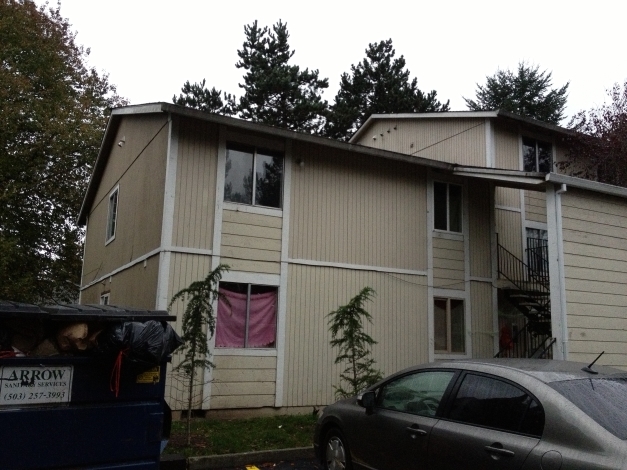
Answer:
164;414;317;457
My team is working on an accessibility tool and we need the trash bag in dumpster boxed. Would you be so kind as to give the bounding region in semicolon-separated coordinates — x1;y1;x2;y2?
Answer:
97;320;183;366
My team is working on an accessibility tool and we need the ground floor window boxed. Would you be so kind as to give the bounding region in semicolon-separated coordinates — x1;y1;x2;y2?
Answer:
216;282;277;348
434;298;465;354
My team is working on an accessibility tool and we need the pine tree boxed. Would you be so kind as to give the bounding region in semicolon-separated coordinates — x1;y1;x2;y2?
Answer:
328;287;383;399
235;20;329;133
464;62;569;125
325;39;450;141
172;79;236;115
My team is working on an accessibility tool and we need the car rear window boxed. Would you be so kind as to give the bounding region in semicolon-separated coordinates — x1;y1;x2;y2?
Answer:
550;378;627;440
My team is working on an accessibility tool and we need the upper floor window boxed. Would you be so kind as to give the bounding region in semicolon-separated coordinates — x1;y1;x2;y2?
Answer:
434;181;462;233
106;186;119;244
224;143;283;209
522;137;552;172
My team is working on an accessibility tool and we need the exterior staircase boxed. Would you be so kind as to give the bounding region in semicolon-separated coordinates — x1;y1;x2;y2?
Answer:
495;238;554;358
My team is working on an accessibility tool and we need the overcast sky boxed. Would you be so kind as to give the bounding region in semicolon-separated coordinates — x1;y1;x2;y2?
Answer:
40;0;626;125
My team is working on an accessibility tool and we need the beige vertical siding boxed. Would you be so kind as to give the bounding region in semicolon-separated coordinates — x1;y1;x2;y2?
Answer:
165;252;214;409
354;119;486;167
172;118;218;250
82;114;168;288
211;356;277;408
470;281;496;357
221;210;282;274
433;237;465;291
495;188;521;208
468;180;492;278
495;209;523;260
524;190;547;224
494;124;520;170
284;264;428;407
289;141;427;270
561;189;627;369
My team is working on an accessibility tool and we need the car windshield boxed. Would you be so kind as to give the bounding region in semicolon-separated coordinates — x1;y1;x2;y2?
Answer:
549;377;627;439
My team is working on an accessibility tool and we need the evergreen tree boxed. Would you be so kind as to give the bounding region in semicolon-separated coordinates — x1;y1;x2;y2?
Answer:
235;20;329;133
0;0;125;303
325;39;450;141
464;62;569;125
172;79;236;115
560;80;627;187
168;264;229;445
328;287;383;399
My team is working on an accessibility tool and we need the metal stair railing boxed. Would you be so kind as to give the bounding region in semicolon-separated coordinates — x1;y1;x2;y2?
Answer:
495;321;554;358
497;242;550;301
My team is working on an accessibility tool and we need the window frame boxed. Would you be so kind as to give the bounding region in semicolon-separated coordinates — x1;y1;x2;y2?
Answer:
434;297;466;356
100;293;110;305
105;185;119;245
215;281;279;350
224;142;284;209
433;181;463;233
522;137;553;173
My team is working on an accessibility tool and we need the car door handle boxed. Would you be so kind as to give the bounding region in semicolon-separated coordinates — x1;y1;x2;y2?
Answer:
406;425;427;436
484;444;515;458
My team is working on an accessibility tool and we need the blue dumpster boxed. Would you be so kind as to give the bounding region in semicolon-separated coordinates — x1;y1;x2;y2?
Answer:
0;301;179;470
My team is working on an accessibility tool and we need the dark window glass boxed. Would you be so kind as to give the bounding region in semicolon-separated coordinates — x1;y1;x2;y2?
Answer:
450;299;464;353
522;137;552;173
550;378;627;439
378;371;455;417
522;138;537;172
225;147;254;204
434;182;447;230
448;374;543;436
448;184;462;233
434;299;448;351
225;144;283;208
255;152;283;208
538;141;552;173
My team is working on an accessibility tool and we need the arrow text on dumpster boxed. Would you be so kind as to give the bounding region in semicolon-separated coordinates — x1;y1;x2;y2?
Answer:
0;366;73;406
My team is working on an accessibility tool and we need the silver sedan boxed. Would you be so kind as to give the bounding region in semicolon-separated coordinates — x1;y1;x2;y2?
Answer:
314;359;627;470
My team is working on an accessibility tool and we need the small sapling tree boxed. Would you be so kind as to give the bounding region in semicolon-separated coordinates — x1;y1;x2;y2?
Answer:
168;264;229;445
328;287;383;399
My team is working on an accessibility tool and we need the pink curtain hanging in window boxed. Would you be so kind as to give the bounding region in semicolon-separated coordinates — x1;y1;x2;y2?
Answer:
216;288;277;347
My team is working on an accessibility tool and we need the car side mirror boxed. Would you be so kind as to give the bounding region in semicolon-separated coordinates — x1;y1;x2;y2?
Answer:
359;391;376;412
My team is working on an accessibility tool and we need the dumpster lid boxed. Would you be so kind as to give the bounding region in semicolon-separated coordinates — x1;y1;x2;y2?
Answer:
0;301;176;322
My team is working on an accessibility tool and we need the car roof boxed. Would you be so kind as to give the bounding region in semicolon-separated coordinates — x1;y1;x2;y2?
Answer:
410;359;627;384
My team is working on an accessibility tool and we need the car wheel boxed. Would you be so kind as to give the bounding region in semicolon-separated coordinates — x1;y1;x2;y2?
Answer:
324;428;351;470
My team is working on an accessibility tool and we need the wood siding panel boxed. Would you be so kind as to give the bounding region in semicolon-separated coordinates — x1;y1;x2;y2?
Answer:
210;355;277;409
433;237;465;290
173;118;218;250
289;142;427;270
561;189;627;369
284;264;428;407
165;252;214;410
469;180;492;278
495;188;521;208
82;114;168;287
354;119;486;166
221;209;282;274
494;124;520;170
495;209;523;260
524;190;547;223
470;281;496;358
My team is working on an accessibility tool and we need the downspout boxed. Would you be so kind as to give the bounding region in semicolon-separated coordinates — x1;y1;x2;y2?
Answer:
555;183;568;359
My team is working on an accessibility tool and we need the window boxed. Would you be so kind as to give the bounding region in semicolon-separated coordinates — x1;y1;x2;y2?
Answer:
526;228;548;279
224;143;283;208
433;182;462;232
106;186;119;243
447;373;544;436
377;370;455;416
100;293;110;305
216;282;278;348
434;298;465;354
522;137;552;172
